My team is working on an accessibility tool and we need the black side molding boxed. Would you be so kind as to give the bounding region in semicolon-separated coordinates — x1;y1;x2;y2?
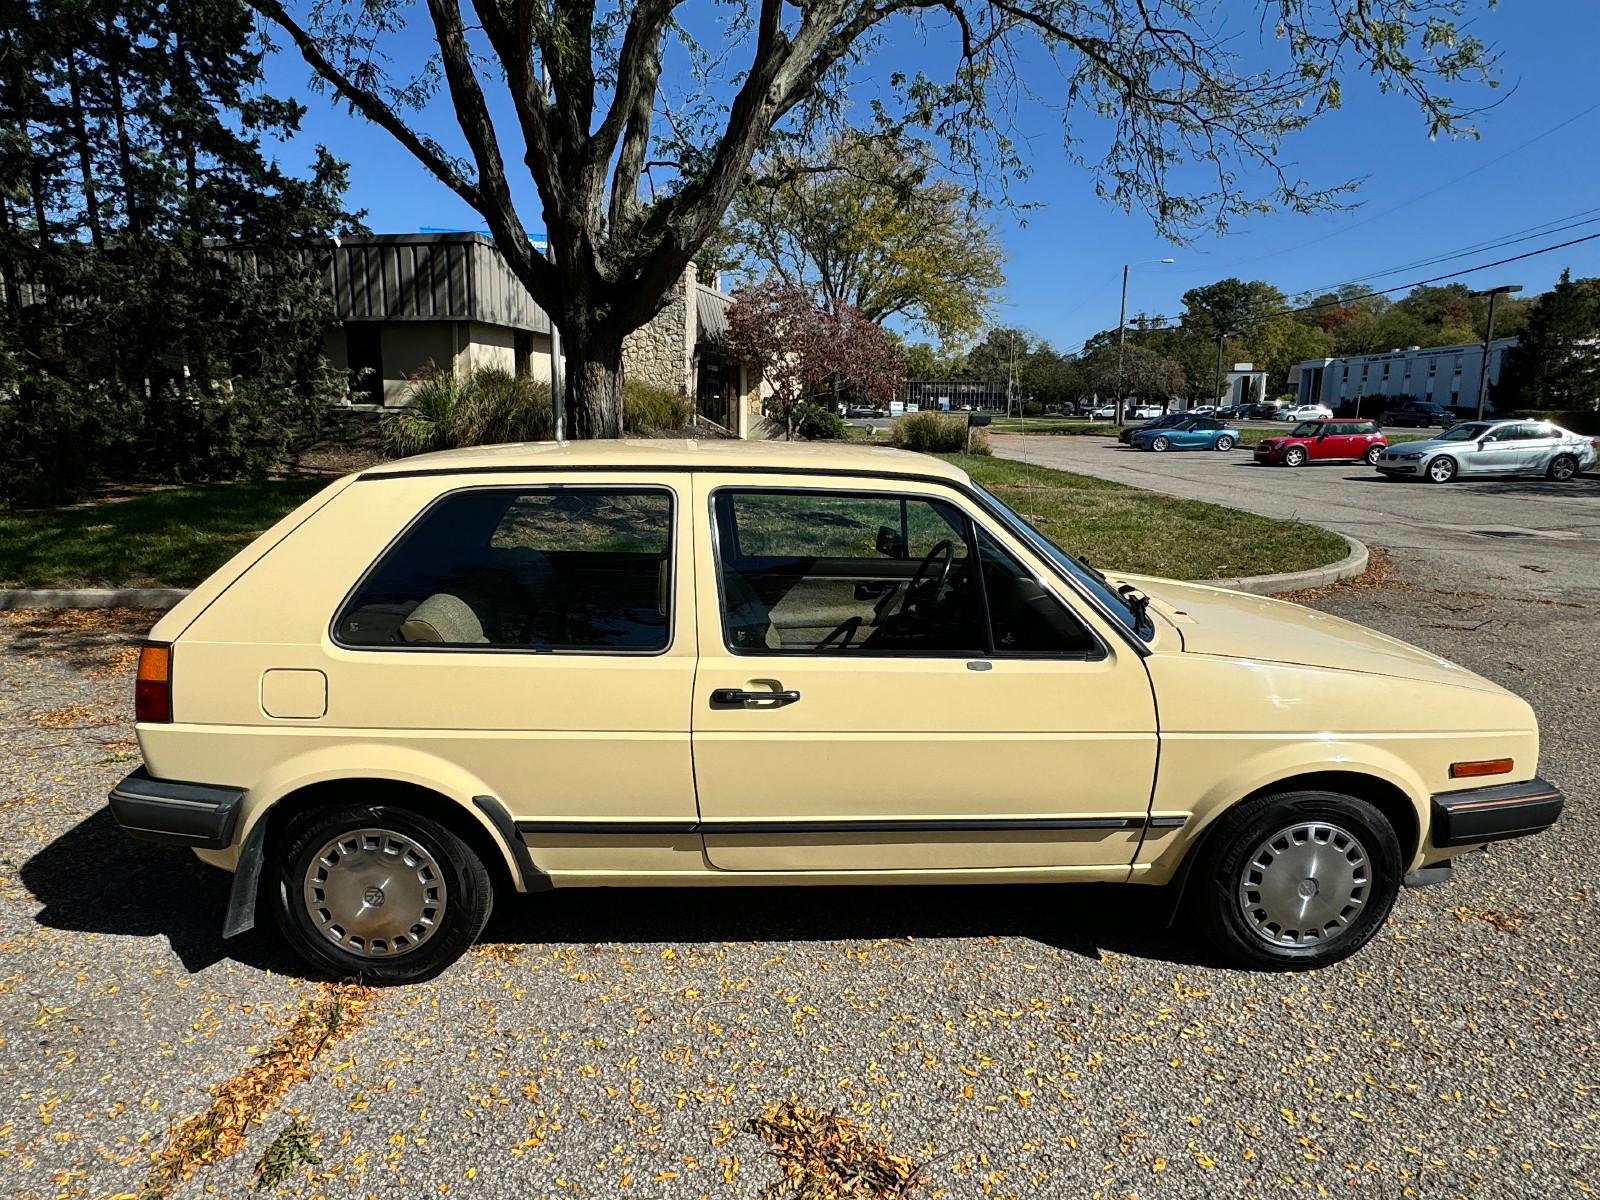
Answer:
1430;776;1564;848
107;767;244;850
515;815;1150;837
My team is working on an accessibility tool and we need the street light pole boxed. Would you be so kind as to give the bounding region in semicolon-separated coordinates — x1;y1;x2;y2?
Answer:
1115;257;1174;423
1469;283;1522;420
1214;330;1231;406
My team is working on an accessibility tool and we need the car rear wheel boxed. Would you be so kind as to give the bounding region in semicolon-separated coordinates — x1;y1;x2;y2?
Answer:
1150;436;1170;452
1214;435;1235;451
274;803;493;984
1363;445;1383;465
1426;456;1458;483
1191;791;1402;970
1547;454;1578;482
1282;446;1307;467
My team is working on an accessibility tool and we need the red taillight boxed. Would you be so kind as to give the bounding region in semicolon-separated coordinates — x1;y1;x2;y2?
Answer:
135;643;172;723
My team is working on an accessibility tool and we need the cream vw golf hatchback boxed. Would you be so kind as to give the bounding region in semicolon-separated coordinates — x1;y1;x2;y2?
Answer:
109;441;1563;982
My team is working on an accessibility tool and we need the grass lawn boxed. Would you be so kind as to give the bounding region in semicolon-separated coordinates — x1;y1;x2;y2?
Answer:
945;453;1349;580
0;478;328;589
0;455;1348;590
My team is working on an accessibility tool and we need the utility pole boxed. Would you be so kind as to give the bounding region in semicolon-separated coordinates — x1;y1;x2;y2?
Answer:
1214;330;1233;407
1469;283;1522;420
1116;257;1174;423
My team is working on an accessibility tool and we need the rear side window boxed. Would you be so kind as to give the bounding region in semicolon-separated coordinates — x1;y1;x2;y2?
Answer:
336;486;674;652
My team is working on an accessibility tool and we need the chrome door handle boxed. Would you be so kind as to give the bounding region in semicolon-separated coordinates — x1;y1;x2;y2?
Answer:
711;688;801;708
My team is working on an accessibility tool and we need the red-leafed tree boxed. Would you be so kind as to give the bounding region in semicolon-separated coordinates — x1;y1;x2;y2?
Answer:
726;281;904;438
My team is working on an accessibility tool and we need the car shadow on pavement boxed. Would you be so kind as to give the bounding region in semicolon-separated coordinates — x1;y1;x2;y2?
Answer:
480;880;1231;970
21;808;302;976
23;814;1229;975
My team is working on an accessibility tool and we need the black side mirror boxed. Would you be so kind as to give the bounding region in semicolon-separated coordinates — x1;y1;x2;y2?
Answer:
876;526;908;559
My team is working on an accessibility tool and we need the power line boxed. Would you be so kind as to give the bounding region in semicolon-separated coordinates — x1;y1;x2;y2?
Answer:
1188;98;1600;274
1060;227;1600;354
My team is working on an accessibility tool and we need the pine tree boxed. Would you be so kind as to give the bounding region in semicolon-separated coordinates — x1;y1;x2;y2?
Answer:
1498;270;1600;412
0;0;359;504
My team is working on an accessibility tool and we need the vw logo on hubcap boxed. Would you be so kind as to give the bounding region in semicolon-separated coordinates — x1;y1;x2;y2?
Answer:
363;885;386;907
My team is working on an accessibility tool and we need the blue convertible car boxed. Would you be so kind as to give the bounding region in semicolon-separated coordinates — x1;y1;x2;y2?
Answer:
1128;415;1241;452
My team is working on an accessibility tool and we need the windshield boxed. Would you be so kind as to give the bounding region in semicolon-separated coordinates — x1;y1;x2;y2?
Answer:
1439;422;1491;442
1290;422;1321;437
972;484;1155;642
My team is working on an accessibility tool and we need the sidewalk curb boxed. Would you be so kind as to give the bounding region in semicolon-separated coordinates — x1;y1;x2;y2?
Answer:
0;588;191;610
1201;534;1369;596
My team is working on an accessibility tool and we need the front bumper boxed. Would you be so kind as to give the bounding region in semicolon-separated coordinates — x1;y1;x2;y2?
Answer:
1430;775;1564;848
108;767;245;849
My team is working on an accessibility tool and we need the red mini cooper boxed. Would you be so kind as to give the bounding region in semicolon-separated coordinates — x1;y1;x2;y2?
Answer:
1254;419;1387;467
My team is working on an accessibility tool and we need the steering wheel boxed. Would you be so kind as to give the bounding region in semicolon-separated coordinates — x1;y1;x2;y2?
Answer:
815;616;863;651
898;540;954;617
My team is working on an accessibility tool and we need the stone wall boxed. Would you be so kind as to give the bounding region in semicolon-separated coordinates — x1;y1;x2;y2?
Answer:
623;263;696;393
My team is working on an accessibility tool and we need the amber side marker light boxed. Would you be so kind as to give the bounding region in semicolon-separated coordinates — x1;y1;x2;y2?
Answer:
1450;758;1513;779
135;643;172;723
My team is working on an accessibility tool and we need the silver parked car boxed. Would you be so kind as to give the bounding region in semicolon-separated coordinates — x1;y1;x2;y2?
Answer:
1374;419;1597;483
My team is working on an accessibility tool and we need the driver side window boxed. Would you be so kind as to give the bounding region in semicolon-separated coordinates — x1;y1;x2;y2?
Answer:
713;489;985;656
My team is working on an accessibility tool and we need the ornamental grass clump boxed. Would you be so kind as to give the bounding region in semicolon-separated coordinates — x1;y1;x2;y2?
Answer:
382;365;553;457
889;410;990;455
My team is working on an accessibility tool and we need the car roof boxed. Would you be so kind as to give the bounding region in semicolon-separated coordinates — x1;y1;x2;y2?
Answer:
360;437;973;483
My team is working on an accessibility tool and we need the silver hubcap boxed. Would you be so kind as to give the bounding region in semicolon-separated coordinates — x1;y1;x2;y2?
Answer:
1286;449;1303;465
301;827;447;958
1238;821;1369;948
1553;458;1573;480
1429;459;1453;482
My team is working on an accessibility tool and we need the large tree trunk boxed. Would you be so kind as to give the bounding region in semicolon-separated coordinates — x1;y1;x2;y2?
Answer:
562;323;625;439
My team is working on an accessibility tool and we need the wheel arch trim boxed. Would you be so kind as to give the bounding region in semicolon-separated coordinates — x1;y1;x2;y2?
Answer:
219;745;542;938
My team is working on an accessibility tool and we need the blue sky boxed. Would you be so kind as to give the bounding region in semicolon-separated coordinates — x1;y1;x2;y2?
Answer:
260;1;1600;354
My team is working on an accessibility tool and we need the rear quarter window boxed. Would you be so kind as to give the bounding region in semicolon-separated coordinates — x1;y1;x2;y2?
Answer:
335;486;675;652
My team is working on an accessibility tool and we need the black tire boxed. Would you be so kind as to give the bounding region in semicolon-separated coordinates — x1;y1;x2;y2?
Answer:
1363;445;1383;466
1214;434;1235;451
1190;790;1402;970
1150;436;1170;452
1425;455;1457;484
1547;454;1578;482
1282;445;1307;468
273;803;493;984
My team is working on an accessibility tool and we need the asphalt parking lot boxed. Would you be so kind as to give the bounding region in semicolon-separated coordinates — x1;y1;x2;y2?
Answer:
992;432;1600;597
2;549;1597;1198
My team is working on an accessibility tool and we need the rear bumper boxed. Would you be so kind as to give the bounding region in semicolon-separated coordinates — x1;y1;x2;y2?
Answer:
1430;775;1564;848
108;767;244;849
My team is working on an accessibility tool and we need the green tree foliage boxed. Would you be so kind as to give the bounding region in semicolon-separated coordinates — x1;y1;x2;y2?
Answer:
0;0;356;505
250;0;1500;438
1497;271;1600;410
728;132;1005;344
1083;342;1186;405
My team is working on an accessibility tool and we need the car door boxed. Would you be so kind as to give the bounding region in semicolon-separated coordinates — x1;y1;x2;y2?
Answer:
1513;423;1561;474
1462;424;1525;475
1169;419;1206;448
1316;422;1356;460
688;474;1160;875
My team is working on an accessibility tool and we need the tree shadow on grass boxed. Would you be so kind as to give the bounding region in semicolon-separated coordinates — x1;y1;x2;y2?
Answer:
24;811;1228;977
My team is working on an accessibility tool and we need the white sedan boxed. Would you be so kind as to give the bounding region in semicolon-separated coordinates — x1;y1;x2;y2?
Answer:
1374;419;1597;483
1279;403;1333;421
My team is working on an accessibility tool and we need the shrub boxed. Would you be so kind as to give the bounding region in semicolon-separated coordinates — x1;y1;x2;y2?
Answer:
888;410;991;454
382;365;552;458
794;403;848;441
623;379;693;433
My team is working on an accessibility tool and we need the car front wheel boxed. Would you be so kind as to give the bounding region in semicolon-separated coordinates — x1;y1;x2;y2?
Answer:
1150;436;1170;452
274;804;493;984
1363;445;1384;465
1426;455;1458;483
1192;790;1402;970
1282;446;1307;467
1214;435;1235;451
1547;454;1578;482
